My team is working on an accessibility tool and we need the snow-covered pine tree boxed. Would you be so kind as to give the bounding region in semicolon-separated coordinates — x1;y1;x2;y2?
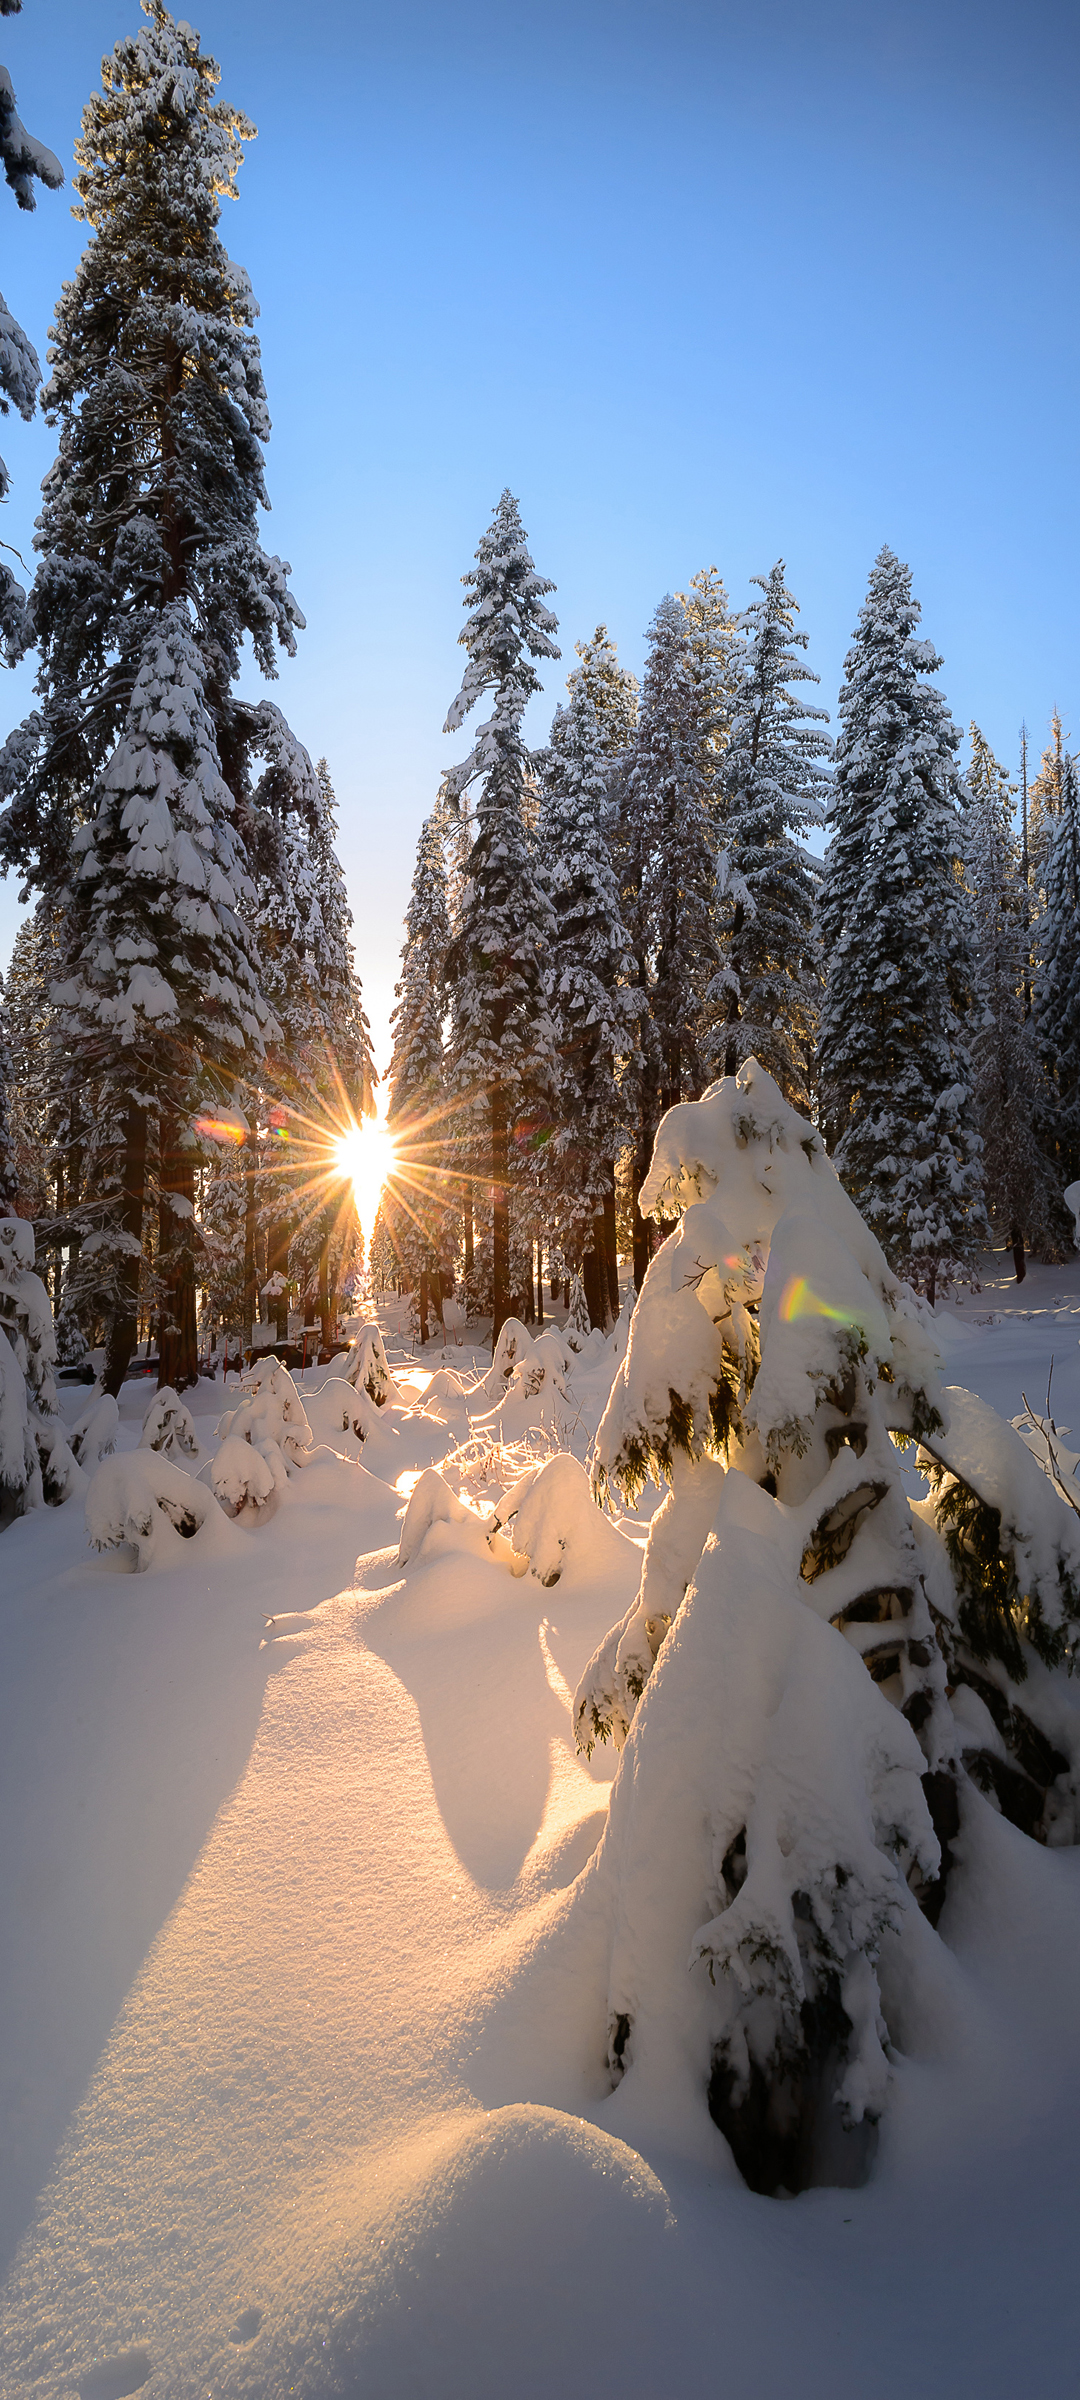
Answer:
1027;710;1065;898
383;810;451;1343
0;0;62;657
1035;747;1080;1188
618;593;721;1290
966;723;1061;1274
573;1063;1080;2192
712;561;829;1107
443;491;560;1346
51;608;273;1395
0;3;303;905
535;671;638;1329
818;548;986;1303
567;624;639;763
677;565;741;759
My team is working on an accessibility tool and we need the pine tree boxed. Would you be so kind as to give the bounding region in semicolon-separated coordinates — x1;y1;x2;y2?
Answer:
0;1;303;901
966;723;1060;1274
0;7;310;1387
1035;749;1080;1188
0;0;62;657
535;672;637;1328
1028;710;1066;897
567;624;639;762
818;549;986;1302
619;594;720;1288
51;608;273;1393
712;562;829;1107
383;811;452;1342
443;491;560;1346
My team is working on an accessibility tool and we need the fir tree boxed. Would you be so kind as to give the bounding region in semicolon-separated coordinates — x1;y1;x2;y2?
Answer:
1035;748;1080;1188
51;607;273;1394
383;811;452;1342
0;0;62;657
536;672;637;1328
1028;710;1065;897
712;561;829;1107
818;549;986;1302
619;594;720;1288
567;624;639;762
0;1;303;901
966;723;1060;1274
443;491;560;1346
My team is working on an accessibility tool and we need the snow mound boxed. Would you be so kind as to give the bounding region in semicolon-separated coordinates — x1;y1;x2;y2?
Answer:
70;1391;120;1470
210;1431;282;1523
508;1452;640;1592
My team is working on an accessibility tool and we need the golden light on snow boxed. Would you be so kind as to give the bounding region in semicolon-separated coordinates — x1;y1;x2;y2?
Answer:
333;1116;398;1233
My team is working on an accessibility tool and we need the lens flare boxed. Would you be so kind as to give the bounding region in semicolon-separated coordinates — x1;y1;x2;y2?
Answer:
778;1275;852;1325
334;1117;398;1233
194;1113;246;1146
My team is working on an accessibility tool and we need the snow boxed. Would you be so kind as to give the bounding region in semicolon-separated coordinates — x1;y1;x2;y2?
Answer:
2;1274;1080;2393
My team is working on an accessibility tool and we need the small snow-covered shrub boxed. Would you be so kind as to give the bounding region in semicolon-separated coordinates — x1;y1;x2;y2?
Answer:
478;1318;538;1401
0;1215;77;1522
86;1450;211;1571
69;1391;120;1470
506;1452;639;1592
217;1359;312;1470
574;1060;1080;2192
140;1386;199;1459
327;1322;403;1407
211;1433;281;1524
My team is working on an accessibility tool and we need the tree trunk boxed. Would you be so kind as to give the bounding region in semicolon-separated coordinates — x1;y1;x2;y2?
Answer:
102;1101;148;1397
491;1086;510;1349
243;1138;258;1356
1010;1225;1027;1284
583;1236;606;1332
535;1238;544;1326
158;1120;199;1392
603;1178;620;1324
463;1196;474;1280
318;1235;331;1351
632;1119;655;1295
417;1268;429;1345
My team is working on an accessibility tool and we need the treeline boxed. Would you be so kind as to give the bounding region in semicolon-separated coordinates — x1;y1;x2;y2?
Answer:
0;7;373;1396
378;513;1080;1338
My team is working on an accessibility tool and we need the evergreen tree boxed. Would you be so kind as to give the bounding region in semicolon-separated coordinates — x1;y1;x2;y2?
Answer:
0;7;310;1387
1035;748;1080;1188
0;1;302;902
383;811;452;1342
567;624;639;762
712;561;829;1107
966;723;1060;1274
619;593;720;1288
0;962;16;1211
51;607;273;1394
1028;710;1065;897
536;673;637;1328
818;548;986;1302
0;0;62;657
443;491;560;1346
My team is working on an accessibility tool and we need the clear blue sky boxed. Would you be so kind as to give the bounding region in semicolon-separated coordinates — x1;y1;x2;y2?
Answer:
1;0;1077;1071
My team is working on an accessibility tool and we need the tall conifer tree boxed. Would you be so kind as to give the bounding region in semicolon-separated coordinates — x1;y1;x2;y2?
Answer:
712;561;829;1107
966;723;1059;1274
383;812;452;1341
443;491;560;1345
1035;748;1080;1187
818;549;985;1301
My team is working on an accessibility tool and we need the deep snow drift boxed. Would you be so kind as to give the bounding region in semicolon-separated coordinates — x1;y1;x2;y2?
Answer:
2;1234;1080;2394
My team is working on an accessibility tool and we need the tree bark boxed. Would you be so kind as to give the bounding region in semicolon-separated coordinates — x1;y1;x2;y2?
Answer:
535;1238;544;1326
243;1135;257;1355
103;1101;148;1397
1010;1225;1027;1284
463;1196;474;1280
490;1086;510;1349
583;1236;606;1332
603;1178;620;1324
158;1115;199;1391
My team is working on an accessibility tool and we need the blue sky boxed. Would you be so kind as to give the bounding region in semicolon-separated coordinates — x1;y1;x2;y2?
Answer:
1;0;1078;1069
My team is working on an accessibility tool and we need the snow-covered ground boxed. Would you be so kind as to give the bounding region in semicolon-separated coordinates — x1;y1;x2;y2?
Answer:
2;1254;1080;2398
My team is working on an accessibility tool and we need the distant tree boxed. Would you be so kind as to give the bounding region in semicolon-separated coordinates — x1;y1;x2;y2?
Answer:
712;562;829;1106
536;673;638;1328
1028;709;1066;897
966;723;1061;1276
818;548;986;1302
443;491;560;1346
1035;749;1080;1189
619;594;721;1288
383;811;452;1342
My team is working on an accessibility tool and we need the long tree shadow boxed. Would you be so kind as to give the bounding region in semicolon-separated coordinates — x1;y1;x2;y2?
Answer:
361;1537;621;1891
0;1469;397;2278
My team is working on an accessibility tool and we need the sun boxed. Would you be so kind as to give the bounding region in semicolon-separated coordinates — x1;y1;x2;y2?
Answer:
333;1116;398;1233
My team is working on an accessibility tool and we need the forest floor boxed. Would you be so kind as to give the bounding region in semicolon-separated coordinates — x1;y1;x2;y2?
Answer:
2;1245;1080;2399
